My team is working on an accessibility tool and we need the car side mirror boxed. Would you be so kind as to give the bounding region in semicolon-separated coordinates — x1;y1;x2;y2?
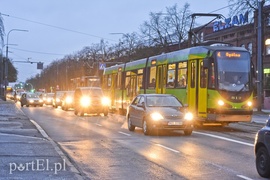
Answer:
137;102;145;109
266;119;270;127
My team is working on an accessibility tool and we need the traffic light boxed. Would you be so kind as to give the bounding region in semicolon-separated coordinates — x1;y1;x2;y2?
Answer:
37;62;43;69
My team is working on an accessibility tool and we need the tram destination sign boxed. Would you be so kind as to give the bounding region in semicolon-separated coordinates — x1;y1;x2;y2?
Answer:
213;11;248;32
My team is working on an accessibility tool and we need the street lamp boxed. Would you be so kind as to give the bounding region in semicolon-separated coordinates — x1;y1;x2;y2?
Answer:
4;29;28;100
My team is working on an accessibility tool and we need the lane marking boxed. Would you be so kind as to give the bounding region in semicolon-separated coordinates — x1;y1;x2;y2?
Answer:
155;144;179;153
118;131;131;136
95;123;102;126
237;175;253;180
30;119;83;179
194;131;254;147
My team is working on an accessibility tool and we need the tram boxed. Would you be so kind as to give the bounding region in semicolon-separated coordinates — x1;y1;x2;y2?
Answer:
103;43;254;125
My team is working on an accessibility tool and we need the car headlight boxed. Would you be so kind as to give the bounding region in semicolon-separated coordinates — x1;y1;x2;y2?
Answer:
80;96;90;107
66;96;73;104
102;97;110;106
184;112;193;121
150;112;164;121
39;99;43;103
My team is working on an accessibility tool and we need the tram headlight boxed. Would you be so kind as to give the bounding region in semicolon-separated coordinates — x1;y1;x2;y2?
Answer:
80;96;91;107
184;112;193;121
247;101;252;107
150;112;164;121
218;100;225;106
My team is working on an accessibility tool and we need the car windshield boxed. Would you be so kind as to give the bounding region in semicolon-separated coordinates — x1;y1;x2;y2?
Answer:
146;96;182;107
82;89;103;97
46;93;54;97
27;94;39;98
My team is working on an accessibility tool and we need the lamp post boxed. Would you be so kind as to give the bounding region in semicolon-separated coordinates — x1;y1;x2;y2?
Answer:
4;29;28;100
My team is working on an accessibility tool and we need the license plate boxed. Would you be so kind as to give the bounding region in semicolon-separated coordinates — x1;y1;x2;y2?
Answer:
168;122;182;125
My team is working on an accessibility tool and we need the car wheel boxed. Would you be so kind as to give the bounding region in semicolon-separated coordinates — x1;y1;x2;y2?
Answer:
80;110;84;117
184;129;193;136
74;109;78;115
256;146;270;178
26;104;29;107
127;116;135;131
21;103;23;107
104;110;108;116
143;120;151;135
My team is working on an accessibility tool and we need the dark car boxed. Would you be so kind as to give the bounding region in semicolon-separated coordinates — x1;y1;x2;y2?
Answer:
73;87;110;116
255;119;270;178
20;92;43;107
53;91;65;108
61;91;75;111
126;94;194;136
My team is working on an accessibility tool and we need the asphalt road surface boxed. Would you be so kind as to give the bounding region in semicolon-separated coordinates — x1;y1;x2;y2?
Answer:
19;103;267;180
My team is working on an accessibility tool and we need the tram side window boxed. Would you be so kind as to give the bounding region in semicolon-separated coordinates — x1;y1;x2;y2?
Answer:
108;75;112;88
137;69;144;90
200;61;207;88
148;67;156;88
191;62;196;88
117;72;122;89
177;62;187;88
209;62;215;88
167;64;176;88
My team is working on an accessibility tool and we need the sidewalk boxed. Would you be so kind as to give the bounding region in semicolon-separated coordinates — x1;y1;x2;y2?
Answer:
0;99;81;179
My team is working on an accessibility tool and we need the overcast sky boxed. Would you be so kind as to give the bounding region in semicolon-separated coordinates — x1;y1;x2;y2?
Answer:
0;0;230;83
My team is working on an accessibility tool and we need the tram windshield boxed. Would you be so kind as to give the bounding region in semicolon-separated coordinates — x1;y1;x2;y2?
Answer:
216;51;250;92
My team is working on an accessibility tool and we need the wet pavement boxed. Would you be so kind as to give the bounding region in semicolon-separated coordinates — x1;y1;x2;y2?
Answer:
0;98;268;179
0;99;82;179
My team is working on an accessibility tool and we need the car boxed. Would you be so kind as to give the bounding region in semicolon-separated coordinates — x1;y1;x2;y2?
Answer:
126;94;194;136
43;93;55;105
52;91;66;108
255;119;270;178
61;91;75;111
73;87;110;116
20;92;44;107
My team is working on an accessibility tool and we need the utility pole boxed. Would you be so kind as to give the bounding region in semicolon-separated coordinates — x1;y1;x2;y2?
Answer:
257;0;263;111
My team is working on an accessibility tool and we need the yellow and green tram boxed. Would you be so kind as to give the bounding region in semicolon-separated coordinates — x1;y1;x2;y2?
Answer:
103;45;253;125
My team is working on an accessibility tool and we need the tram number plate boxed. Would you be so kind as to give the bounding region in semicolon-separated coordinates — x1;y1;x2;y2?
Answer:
168;122;182;125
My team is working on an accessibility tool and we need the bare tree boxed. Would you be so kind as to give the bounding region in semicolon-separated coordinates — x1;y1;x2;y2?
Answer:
228;0;269;21
140;3;191;51
165;3;191;49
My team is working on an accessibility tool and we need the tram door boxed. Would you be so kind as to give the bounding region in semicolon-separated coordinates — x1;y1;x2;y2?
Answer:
188;60;207;117
156;65;167;94
188;60;198;114
198;60;207;118
110;74;116;109
129;75;137;101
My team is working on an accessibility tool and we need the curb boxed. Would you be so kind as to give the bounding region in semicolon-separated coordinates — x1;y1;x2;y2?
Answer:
30;119;83;180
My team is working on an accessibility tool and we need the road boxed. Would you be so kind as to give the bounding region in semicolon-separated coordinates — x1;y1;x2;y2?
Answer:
19;104;267;180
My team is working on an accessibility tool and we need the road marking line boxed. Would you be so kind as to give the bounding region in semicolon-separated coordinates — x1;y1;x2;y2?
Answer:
95;123;102;126
237;175;253;180
194;131;254;147
156;144;179;153
30;119;83;179
118;131;131;136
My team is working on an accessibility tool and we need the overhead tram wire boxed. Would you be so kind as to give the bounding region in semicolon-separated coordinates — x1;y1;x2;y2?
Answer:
9;47;66;56
0;13;117;43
